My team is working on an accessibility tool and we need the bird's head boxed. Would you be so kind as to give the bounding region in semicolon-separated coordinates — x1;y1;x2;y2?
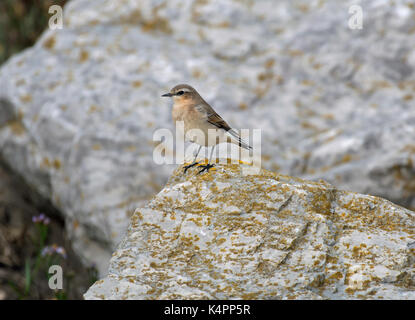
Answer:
162;84;199;103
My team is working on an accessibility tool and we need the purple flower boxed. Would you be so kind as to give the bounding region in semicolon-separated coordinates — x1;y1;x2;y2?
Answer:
41;244;67;259
41;246;51;256
32;213;50;225
55;246;67;259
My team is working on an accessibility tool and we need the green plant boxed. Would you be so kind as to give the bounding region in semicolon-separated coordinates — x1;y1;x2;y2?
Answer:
0;0;67;64
9;213;68;299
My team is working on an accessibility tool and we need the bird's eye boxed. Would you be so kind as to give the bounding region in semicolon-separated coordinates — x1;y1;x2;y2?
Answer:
176;91;184;96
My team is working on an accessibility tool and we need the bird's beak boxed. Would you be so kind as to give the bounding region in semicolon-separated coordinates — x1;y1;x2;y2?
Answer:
162;92;173;97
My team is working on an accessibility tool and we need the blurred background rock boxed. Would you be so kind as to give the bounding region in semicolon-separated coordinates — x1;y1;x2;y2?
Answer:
0;0;97;300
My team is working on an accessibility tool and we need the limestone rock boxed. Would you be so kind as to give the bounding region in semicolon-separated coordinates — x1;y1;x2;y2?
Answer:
85;163;415;299
1;0;415;272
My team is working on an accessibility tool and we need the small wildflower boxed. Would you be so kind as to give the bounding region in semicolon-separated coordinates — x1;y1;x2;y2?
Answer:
41;246;51;256
55;246;67;259
41;244;67;259
32;213;50;225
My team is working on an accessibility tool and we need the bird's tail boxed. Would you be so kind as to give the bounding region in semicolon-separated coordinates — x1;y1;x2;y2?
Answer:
227;129;252;150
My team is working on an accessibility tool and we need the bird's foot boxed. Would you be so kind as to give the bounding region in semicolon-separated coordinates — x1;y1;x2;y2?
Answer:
198;163;215;174
184;162;199;173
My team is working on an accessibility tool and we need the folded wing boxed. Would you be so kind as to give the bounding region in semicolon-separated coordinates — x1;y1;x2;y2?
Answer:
196;104;252;150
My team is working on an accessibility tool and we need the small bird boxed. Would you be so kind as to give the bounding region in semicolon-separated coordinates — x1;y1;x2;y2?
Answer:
162;84;252;174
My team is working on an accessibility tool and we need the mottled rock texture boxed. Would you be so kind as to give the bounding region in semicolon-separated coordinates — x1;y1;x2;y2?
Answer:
85;162;415;299
1;0;415;272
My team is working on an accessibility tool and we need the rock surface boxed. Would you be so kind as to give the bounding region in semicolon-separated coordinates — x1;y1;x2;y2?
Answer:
1;0;415;272
85;162;415;300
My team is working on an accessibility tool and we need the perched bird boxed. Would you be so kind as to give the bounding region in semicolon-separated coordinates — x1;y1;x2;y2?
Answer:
162;84;252;174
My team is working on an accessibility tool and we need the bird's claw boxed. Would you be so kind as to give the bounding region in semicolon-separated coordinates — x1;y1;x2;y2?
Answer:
198;164;215;174
184;162;199;173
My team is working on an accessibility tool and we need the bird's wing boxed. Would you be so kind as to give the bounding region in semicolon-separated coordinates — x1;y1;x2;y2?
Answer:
196;103;232;131
195;103;252;150
226;128;252;150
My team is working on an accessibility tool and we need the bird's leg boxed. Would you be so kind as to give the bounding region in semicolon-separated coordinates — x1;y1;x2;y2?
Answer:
198;145;216;174
184;145;202;173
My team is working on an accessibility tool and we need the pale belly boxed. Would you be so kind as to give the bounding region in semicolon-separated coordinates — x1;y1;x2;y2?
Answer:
184;123;230;146
173;111;229;146
172;104;232;147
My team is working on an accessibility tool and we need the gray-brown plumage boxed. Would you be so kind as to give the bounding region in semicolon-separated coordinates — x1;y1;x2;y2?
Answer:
162;84;251;173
